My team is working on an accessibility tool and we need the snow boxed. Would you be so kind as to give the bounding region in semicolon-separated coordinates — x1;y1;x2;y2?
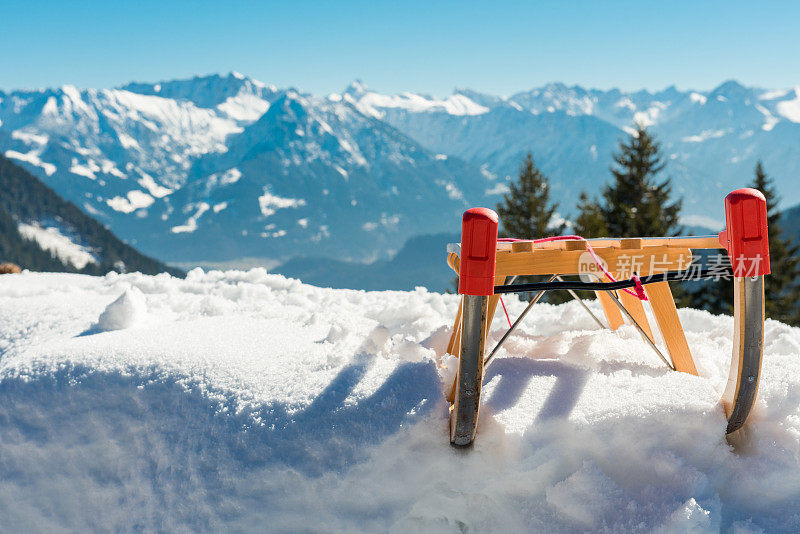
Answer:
257;191;306;217
759;89;790;100
95;287;147;331
204;167;242;192
170;202;210;233
5;149;57;176
103;88;245;166
137;173;173;198
681;129;729;143
633;103;666;127
690;92;708;105
349;90;489;118
775;89;800;123
436;179;465;201
756;104;780;131
1;271;800;531
11;129;49;145
106;190;155;214
17;223;98;269
615;97;636;110
220;167;242;184
334;165;349;179
117;132;140;149
69;158;101;179
216;93;270;121
362;213;401;232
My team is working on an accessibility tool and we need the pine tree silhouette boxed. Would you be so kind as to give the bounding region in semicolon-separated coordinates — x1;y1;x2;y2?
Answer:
496;153;566;302
601;126;682;238
496;153;565;239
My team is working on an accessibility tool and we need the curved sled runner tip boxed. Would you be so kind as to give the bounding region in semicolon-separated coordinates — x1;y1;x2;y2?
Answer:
723;276;764;434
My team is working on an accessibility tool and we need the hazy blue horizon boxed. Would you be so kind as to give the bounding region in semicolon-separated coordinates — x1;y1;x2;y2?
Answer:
2;0;799;96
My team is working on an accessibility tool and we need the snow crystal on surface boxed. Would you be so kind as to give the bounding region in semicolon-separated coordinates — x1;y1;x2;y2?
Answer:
0;272;799;532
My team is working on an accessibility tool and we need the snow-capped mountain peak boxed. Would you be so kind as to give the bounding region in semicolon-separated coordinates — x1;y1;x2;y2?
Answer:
339;86;490;119
342;79;369;97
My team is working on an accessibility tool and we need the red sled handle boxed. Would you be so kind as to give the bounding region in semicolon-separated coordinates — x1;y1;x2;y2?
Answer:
458;208;498;296
718;188;770;277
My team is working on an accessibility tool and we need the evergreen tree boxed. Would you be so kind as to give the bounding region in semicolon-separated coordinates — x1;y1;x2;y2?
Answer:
496;153;566;301
497;153;565;239
601;126;682;238
573;191;608;237
574;127;686;303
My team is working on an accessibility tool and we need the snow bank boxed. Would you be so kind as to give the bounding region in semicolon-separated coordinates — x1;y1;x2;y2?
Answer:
1;270;799;532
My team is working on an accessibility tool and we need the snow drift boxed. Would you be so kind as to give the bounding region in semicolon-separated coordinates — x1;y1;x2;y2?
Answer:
1;270;799;532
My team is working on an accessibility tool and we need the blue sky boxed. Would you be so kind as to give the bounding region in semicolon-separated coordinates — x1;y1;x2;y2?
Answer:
2;0;799;96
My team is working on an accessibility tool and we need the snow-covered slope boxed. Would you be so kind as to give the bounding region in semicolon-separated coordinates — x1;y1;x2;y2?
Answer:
16;222;98;269
1;270;800;532
155;91;491;261
120;71;279;122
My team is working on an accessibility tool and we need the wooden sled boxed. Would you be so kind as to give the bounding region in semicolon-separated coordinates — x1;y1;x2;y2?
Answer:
445;189;770;446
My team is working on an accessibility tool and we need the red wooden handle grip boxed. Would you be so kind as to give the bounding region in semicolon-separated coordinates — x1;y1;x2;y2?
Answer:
719;188;770;277
458;208;498;296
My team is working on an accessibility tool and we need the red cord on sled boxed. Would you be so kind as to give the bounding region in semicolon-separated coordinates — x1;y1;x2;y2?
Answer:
498;235;648;301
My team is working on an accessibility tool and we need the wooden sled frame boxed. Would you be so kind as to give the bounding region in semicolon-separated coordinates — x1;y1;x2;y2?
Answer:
445;189;771;446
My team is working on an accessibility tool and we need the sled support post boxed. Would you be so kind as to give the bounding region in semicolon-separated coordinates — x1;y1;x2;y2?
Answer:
646;281;697;374
720;188;770;433
597;286;625;330
450;208;498;446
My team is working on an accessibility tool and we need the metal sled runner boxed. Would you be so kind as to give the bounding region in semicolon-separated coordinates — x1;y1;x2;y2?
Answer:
445;189;771;446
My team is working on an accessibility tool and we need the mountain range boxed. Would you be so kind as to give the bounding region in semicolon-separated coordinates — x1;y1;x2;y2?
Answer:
2;73;799;266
